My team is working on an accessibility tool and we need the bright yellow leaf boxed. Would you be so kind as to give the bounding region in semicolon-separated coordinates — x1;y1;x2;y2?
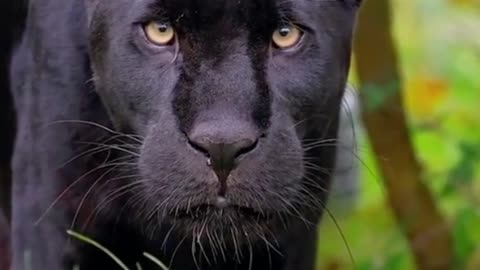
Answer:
404;76;449;120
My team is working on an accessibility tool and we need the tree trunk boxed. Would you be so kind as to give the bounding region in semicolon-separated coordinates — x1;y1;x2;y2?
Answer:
353;0;454;269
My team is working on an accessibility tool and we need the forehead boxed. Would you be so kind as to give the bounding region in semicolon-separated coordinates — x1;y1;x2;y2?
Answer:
158;0;279;27
138;0;291;14
112;0;322;27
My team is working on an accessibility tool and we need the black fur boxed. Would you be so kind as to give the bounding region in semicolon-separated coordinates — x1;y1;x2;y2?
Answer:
2;0;361;269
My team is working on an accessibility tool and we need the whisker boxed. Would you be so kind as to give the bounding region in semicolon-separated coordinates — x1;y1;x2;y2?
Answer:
168;233;188;270
83;183;147;230
323;205;358;270
75;141;140;157
59;145;111;169
47;120;144;143
35;161;134;226
70;164;123;230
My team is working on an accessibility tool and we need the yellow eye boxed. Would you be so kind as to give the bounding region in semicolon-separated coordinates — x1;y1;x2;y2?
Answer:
144;21;175;46
272;25;303;49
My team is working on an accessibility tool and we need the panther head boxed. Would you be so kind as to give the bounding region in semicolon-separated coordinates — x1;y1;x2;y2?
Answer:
86;0;360;242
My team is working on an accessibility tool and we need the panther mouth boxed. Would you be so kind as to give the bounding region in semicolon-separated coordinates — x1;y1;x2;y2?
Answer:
170;197;273;222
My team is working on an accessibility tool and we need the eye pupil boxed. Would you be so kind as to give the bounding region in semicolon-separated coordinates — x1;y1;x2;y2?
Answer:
158;24;169;33
279;27;290;37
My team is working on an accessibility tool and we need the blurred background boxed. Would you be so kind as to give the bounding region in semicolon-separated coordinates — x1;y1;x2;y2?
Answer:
319;0;480;269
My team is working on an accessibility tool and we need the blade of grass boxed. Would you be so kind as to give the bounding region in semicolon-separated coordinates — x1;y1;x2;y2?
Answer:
143;252;169;270
67;230;130;270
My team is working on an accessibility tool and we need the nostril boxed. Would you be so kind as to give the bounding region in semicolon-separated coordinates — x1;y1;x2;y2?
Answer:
187;130;259;161
233;138;258;159
187;137;210;157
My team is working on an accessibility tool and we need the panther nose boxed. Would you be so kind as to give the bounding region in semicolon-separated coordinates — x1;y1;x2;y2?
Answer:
194;140;257;181
188;122;259;183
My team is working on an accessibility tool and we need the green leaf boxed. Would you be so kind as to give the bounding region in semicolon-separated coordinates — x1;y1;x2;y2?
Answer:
453;208;480;267
443;143;480;195
361;80;401;112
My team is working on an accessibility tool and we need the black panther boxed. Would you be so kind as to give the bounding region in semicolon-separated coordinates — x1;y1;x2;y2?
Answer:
0;0;362;269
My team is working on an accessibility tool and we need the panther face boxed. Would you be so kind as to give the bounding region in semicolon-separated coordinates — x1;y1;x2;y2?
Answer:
87;0;359;242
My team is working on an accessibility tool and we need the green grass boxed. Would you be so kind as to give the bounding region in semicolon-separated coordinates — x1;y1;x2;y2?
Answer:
67;230;169;270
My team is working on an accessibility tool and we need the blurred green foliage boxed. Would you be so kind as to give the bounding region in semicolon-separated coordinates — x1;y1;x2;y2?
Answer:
317;0;480;269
